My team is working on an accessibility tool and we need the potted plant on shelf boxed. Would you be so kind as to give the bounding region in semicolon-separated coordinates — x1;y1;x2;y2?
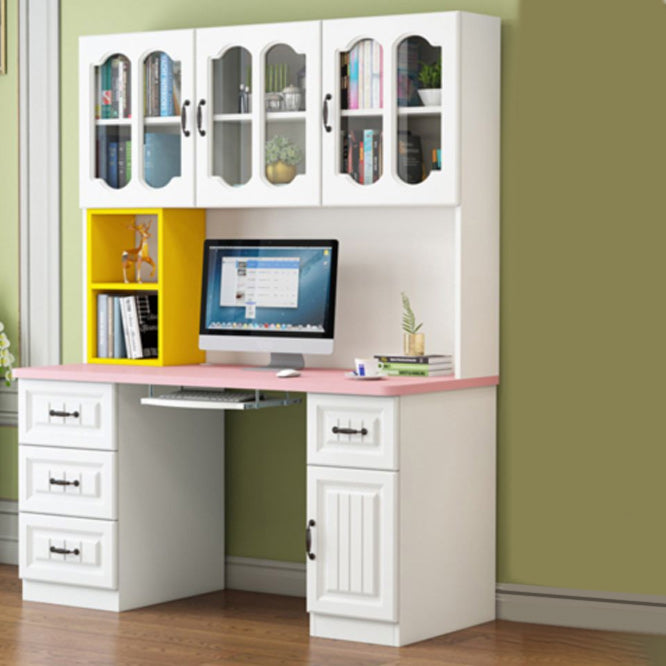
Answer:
417;59;442;107
265;135;303;184
0;321;15;386
401;292;425;356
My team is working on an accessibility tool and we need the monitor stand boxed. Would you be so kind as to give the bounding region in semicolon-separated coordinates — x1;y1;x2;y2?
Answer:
245;352;305;371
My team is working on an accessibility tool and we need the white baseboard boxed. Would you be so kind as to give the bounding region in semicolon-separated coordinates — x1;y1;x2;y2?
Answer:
0;500;18;565
497;583;666;635
225;556;306;597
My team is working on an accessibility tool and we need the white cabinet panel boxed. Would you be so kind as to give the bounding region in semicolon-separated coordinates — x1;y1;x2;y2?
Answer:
19;513;117;590
19;380;116;450
307;466;397;621
307;394;398;470
20;446;117;520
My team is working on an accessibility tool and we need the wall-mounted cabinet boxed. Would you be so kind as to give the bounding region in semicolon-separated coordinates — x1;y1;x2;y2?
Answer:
80;12;484;209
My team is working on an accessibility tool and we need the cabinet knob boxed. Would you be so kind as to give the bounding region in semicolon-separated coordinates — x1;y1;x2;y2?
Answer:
305;519;316;560
180;99;191;137
49;409;79;418
197;99;206;137
49;478;80;487
332;426;368;436
322;94;332;133
49;546;80;556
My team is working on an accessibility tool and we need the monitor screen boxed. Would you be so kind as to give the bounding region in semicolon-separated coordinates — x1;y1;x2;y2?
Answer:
199;239;338;360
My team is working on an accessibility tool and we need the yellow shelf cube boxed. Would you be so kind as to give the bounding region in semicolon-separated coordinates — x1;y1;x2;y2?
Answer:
87;208;206;366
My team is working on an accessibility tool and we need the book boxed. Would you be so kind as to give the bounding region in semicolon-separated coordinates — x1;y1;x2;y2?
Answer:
160;52;174;117
120;295;142;359
135;293;158;359
397;131;423;184
125;140;132;183
383;367;453;377
107;295;114;357
363;39;372;109
96;128;108;182
380;360;452;369
340;51;349;110
97;293;108;358
118;140;127;189
112;296;127;359
375;354;453;365
371;41;382;108
363;129;373;184
107;141;119;189
349;44;359;109
144;132;181;188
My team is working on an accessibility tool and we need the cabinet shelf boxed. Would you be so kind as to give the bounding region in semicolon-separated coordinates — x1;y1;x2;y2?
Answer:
91;282;159;291
340;109;383;118
397;106;442;117
213;113;252;123
144;116;181;126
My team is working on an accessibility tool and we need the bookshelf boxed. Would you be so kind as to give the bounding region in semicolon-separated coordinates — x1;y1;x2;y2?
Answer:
86;208;206;366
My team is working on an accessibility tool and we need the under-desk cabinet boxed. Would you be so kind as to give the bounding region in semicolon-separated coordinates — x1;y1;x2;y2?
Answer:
306;390;496;647
79;11;498;209
17;380;223;611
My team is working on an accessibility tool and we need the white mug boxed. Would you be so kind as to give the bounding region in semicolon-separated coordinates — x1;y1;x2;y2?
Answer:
354;357;382;377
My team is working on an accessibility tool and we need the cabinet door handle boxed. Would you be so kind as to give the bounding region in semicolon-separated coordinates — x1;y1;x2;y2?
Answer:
180;99;191;137
49;478;80;487
332;426;368;436
197;99;206;137
49;546;80;556
305;519;316;560
49;409;79;418
322;93;332;133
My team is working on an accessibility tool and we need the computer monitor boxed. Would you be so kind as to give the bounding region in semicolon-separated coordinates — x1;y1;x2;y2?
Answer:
199;239;339;369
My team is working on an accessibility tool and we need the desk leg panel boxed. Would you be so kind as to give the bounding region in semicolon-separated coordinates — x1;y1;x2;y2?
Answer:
117;384;225;611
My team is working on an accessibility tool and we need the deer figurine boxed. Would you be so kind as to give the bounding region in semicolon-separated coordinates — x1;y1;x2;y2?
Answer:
122;220;156;283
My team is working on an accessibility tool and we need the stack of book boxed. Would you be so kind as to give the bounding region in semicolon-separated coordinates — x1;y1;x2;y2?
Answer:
374;354;453;377
340;40;383;110
97;293;158;360
143;52;181;117
97;56;131;119
97;133;131;189
341;129;382;184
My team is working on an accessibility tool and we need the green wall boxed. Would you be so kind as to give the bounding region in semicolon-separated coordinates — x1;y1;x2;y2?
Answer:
0;0;19;500
55;0;666;595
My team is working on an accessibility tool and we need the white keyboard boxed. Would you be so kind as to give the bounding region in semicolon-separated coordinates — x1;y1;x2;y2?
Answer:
158;389;258;403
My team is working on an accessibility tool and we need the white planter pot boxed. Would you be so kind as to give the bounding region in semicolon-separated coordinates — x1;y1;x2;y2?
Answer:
418;89;441;106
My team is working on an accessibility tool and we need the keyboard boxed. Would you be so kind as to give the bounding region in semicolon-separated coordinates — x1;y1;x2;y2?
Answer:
157;389;259;403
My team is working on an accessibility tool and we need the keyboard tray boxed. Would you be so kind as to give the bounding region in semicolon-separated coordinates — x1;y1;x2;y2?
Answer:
141;387;301;411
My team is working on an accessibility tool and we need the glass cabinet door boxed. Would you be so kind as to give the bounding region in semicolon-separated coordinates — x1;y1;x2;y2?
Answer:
196;22;321;207
80;31;195;208
322;14;459;206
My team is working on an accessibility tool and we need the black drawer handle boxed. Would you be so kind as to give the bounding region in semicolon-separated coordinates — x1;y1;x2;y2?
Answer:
197;99;206;137
322;93;332;133
49;409;80;418
49;478;80;487
50;546;80;556
332;426;368;436
305;519;315;560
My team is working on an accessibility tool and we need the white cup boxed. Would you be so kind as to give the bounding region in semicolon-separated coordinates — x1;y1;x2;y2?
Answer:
354;357;382;377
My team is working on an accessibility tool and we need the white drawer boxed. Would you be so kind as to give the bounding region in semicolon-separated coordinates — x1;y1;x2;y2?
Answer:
307;394;398;470
19;446;117;520
19;380;116;450
19;513;117;589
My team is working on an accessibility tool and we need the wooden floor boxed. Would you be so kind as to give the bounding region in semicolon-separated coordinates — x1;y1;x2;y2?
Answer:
1;566;664;665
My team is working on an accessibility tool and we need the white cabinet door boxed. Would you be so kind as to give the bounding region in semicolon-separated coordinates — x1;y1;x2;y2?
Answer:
79;30;196;208
195;21;321;207
321;13;460;206
307;466;397;621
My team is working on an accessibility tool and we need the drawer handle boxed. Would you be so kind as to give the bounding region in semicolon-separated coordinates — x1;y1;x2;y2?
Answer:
49;478;80;487
332;426;368;436
49;546;80;556
49;409;80;418
305;519;315;560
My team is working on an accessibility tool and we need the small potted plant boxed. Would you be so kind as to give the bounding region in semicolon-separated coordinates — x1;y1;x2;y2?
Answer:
0;322;15;386
417;59;442;107
401;292;425;356
265;135;304;184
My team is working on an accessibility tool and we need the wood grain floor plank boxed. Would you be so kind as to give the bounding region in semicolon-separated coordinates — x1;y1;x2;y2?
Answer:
0;566;661;665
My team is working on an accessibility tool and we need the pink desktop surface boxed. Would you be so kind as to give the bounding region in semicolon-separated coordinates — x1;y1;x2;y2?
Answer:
14;364;499;397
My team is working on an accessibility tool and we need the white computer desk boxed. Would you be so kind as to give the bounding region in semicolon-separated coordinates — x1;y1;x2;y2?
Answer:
14;363;498;647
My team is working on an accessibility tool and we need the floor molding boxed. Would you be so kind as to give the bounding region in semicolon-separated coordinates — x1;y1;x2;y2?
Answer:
496;583;666;635
225;556;305;598
0;501;18;566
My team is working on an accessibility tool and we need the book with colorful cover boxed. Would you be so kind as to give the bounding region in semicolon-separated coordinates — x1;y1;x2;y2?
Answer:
349;45;359;109
375;354;453;365
383;367;453;377
159;52;174;116
363;130;374;184
107;141;119;189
